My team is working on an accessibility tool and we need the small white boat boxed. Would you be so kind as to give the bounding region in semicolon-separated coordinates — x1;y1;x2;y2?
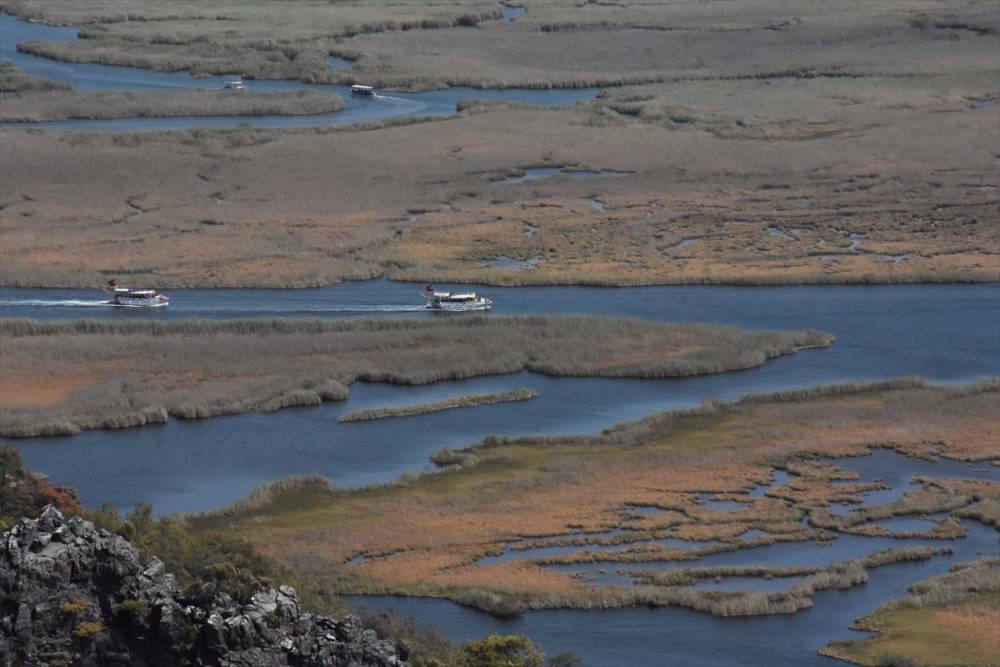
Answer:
420;285;492;312
102;279;169;307
223;79;246;90
351;84;375;96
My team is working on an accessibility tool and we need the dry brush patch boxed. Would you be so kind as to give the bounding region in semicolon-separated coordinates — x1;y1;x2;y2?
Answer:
0;316;830;436
331;1;996;90
189;379;999;615
2;71;998;288
2;2;997;289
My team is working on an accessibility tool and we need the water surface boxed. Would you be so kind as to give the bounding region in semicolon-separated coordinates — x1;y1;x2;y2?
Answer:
348;519;997;666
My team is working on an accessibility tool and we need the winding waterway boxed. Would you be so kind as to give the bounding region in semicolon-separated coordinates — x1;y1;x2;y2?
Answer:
4;281;996;513
0;12;597;130
2;11;999;664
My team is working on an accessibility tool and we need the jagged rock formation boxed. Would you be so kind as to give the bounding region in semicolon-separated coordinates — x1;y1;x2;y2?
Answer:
0;507;407;666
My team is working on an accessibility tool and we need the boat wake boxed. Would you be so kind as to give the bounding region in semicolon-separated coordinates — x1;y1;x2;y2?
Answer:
301;304;428;313
0;298;113;308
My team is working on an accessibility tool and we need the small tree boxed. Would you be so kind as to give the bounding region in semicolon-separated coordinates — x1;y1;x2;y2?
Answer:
459;635;544;667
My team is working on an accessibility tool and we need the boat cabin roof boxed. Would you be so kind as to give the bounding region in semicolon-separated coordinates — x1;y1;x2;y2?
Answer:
434;292;477;301
113;287;156;296
351;84;374;91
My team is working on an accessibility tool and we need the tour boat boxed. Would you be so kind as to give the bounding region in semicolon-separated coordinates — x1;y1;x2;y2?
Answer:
420;285;492;312
350;84;375;96
102;279;169;307
223;79;246;90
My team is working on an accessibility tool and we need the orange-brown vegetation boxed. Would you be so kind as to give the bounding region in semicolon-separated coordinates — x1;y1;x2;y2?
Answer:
192;379;999;614
2;74;997;287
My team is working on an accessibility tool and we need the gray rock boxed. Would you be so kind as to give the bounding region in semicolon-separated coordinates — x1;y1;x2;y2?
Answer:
0;507;406;667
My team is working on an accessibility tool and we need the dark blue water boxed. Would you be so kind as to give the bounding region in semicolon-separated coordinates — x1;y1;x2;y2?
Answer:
6;283;998;514
347;519;998;666
832;449;1000;507
0;12;597;130
691;575;810;592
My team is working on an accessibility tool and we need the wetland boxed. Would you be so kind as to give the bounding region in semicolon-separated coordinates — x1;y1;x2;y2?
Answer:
0;1;997;665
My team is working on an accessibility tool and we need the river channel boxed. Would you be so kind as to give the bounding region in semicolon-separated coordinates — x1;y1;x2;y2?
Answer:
0;12;597;131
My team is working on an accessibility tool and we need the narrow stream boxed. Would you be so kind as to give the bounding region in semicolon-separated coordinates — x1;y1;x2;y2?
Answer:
0;12;598;131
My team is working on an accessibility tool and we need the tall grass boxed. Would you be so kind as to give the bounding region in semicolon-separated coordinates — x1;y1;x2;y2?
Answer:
187;474;336;519
0;61;71;93
0;316;832;437
1;89;344;122
338;388;536;422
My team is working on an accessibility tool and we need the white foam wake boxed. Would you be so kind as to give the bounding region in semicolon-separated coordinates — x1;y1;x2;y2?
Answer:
0;299;111;307
307;304;428;313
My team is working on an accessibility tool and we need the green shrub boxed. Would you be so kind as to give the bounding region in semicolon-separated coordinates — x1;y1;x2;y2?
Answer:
120;598;148;620
459;635;544;667
876;654;919;667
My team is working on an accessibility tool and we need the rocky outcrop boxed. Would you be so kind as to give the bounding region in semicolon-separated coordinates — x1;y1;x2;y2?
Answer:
0;507;407;667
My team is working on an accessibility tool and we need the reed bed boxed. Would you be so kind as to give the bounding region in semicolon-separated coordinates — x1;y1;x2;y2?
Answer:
0;316;831;437
338;388;536;423
187;474;337;520
3;82;996;288
0;88;345;122
0;61;70;93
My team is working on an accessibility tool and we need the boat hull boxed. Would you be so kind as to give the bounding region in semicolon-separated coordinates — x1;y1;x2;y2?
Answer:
108;296;169;308
425;301;491;312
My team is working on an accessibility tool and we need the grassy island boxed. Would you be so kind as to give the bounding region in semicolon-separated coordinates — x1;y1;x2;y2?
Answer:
338;388;537;423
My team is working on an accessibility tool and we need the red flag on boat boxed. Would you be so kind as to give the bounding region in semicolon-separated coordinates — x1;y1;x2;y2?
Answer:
425;284;434;292
107;278;117;288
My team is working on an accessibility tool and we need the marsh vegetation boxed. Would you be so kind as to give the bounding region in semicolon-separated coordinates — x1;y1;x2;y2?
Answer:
339;388;537;423
1;86;345;122
2;3;997;288
188;379;999;616
3;0;505;83
0;316;830;436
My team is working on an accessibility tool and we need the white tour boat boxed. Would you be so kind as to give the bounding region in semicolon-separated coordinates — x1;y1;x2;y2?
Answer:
223;79;247;90
420;285;492;312
102;279;169;307
350;84;375;96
